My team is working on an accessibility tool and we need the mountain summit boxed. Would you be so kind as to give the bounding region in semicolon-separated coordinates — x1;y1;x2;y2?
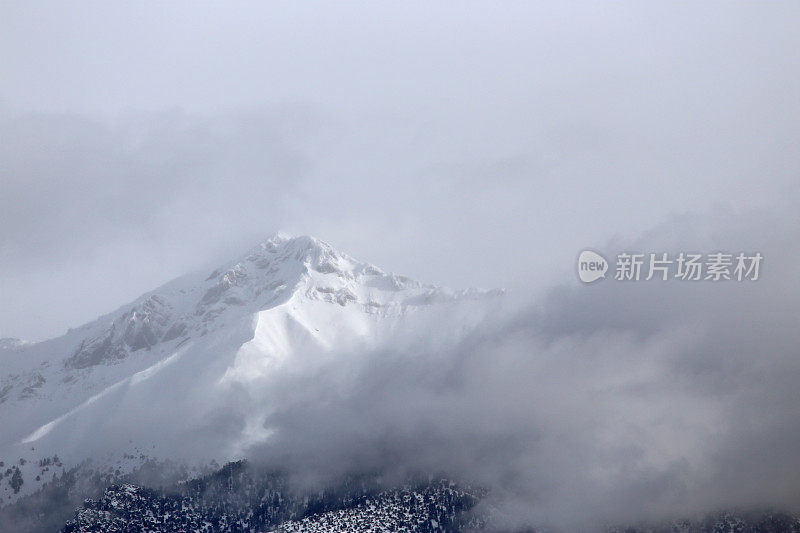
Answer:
0;234;501;503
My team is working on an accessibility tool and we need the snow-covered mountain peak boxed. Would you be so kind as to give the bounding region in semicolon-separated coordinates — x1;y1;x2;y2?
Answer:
241;233;385;282
0;234;503;503
3;234;499;377
202;233;436;312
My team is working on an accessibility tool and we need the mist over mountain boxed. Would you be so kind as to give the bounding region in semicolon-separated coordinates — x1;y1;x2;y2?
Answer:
0;206;799;531
2;2;799;531
0;234;500;517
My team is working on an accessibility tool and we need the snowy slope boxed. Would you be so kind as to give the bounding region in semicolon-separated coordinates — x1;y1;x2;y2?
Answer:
0;234;501;504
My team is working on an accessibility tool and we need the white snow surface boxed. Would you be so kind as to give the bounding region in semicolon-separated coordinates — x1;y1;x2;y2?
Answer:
0;234;501;503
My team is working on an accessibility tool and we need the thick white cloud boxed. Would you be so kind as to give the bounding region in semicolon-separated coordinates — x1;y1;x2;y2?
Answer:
241;208;800;530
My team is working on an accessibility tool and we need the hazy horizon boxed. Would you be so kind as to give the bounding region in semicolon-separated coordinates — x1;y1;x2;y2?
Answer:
2;2;799;341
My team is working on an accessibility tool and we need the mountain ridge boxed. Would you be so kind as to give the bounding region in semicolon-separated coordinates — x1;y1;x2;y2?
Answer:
0;233;502;505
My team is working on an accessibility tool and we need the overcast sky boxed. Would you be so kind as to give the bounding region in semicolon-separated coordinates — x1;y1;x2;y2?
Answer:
1;2;799;341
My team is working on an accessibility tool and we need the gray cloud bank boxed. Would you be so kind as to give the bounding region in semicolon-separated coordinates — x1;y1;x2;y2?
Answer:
237;207;800;531
2;2;800;340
